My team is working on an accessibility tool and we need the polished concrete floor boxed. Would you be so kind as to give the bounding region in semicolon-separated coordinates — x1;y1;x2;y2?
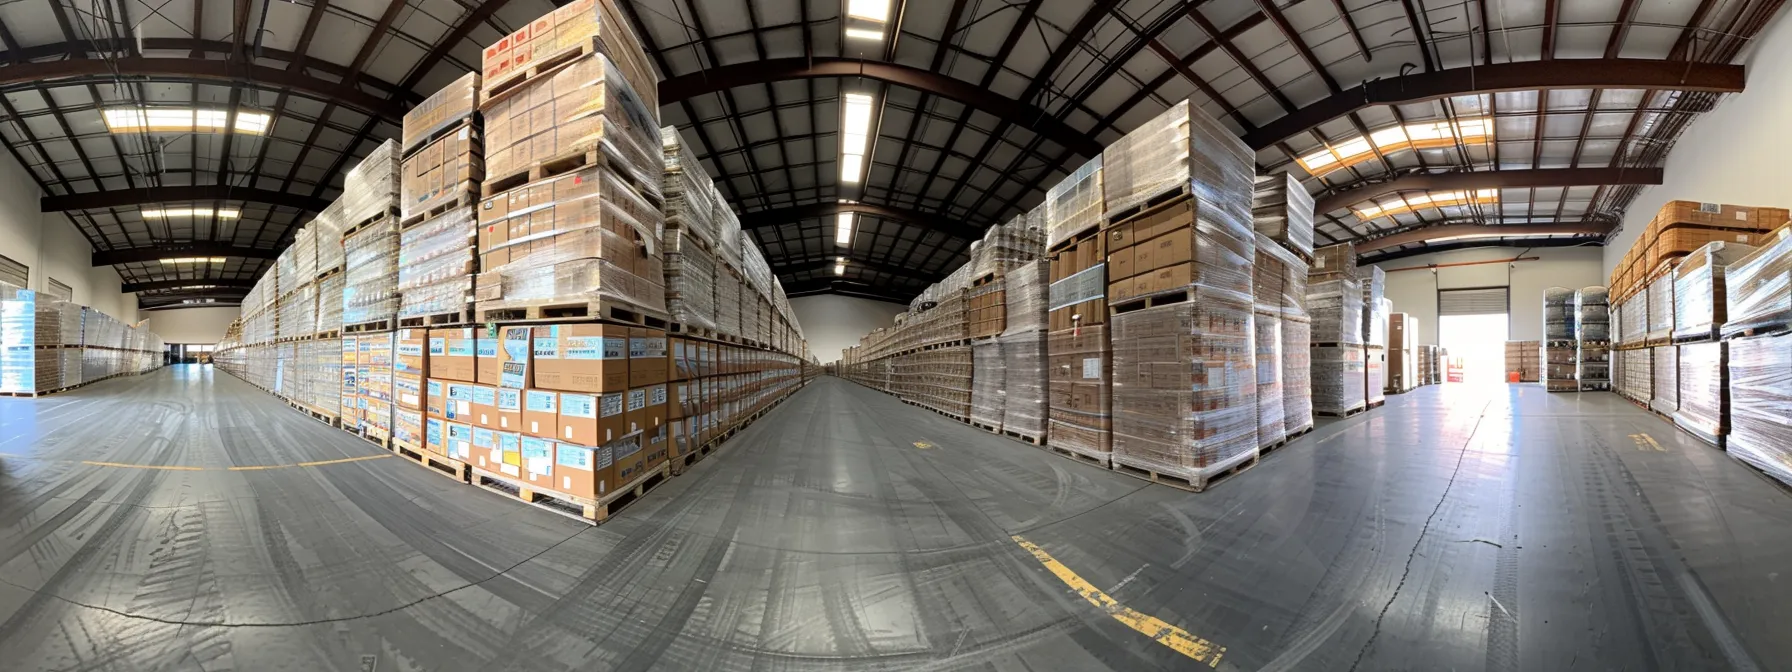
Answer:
0;365;1788;671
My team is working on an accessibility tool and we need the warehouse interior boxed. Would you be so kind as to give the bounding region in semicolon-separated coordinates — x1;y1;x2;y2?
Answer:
2;0;1791;669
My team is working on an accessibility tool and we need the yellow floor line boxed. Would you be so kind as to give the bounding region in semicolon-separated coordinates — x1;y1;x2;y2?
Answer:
293;454;391;468
1012;535;1226;667
60;453;395;472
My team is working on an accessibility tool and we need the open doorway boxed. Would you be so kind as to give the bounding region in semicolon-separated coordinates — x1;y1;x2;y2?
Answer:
1437;287;1509;385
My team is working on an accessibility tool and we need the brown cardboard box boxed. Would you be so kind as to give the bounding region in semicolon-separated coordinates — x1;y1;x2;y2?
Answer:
426;416;447;455
1106;221;1132;251
394;371;426;412
394;408;425;447
628;328;668;387
444;421;473;463
625;387;649;434
470;384;499;429
495;386;524;432
395;329;428;377
553;441;615;499
496;325;533;389
1142;262;1193;295
533;324;629;392
476;334;502;385
428;328;477;382
666;380;686;420
1134;199;1194;242
520;436;557;489
1108;245;1135;280
495;431;523;479
641;424;668;472
612;434;646;485
557;391;629;445
1150;227;1193;268
470;425;500;471
523;389;558;439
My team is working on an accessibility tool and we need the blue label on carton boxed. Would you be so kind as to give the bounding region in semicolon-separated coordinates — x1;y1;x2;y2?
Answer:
472;426;495;449
476;338;497;359
561;393;596;419
472;386;496;405
526;390;556;412
497;387;521;411
556;445;593;470
428;338;447;356
534;327;558;360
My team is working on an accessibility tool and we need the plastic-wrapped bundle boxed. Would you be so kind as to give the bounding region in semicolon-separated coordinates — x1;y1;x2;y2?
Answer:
714;270;742;337
314;200;345;272
1003;259;1048;335
660;126;720;249
714;204;743;272
1045;156;1103;249
343;217;399;325
1673;341;1726;440
1362;280;1389;347
1310;243;1357;281
1543;287;1577;341
291;224;319;283
1723;226;1791;337
1110;299;1257;484
665;232;718;330
341;139;400;226
1251;173;1315;259
281;282;318;337
1622;292;1648;344
1645;274;1675;341
1102;99;1255;234
402;72;478;155
275;244;300;300
474;258;667;313
483;54;661;201
1674;241;1755;340
971;214;1044;280
1283;253;1309;320
1311;344;1366;414
317;272;344;333
1727;333;1792;485
1306;278;1362;344
1650;345;1678;415
1253;233;1287;313
1254;310;1284;448
1048;326;1111;460
739;230;774;298
1365;345;1385;405
479;0;658;112
970;340;1005;428
397;209;476;318
1282;317;1313;433
999;329;1046;441
1576;286;1609;342
399;120;481;222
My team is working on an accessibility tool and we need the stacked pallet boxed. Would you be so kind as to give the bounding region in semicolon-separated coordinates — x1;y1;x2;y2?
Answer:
343;140;404;331
659;127;722;332
1542;287;1579;391
1307;250;1366;415
1609;201;1788;299
1504;340;1540;382
1253;175;1315;435
1361;266;1387;406
0;285;163;394
1000;260;1050;443
399;73;481;327
1388;314;1419;391
1722;224;1792;483
1577;287;1611;391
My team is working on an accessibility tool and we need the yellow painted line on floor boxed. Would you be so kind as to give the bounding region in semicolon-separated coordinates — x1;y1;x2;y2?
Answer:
1012;535;1225;667
67;454;395;472
913;441;934;450
294;454;391;468
1629;433;1665;452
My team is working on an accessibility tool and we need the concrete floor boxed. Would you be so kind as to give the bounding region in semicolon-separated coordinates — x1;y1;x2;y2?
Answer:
0;365;1788;671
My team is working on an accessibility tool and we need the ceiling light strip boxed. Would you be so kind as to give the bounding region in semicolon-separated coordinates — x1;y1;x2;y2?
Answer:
103;108;272;135
1353;189;1499;221
1298;118;1493;176
840;93;875;184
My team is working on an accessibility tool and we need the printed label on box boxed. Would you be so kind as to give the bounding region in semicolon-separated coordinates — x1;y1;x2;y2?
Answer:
1082;358;1102;379
650;385;666;405
476;339;497;359
473;386;497;405
428;338;447;356
526;390;556;412
565;336;623;360
534;332;558;359
562;394;596;418
397;342;423;357
497;388;521;411
627;389;646;412
557;446;593;471
521;437;553;475
602;393;625;418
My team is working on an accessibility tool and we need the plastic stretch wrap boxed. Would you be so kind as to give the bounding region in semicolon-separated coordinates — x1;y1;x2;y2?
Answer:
970;340;1005;427
1045;156;1103;249
1283;255;1309;320
398;209;476;317
1543;342;1578;391
1253;233;1294;313
666;233;718;330
1048;326;1110;459
275;245;299;299
1310;243;1357;280
1311;344;1366;414
1650;345;1678;415
317;273;344;332
291;225;319;283
1362;286;1389;348
1543;287;1577;341
342;140;400;226
1621;292;1648;344
1576;286;1610;342
714;270;742;337
999;330;1047;441
1254;310;1285;447
1282;317;1313;432
483;54;662;201
1049;265;1107;311
479;0;658;112
1251;173;1315;259
971;215;1045;279
1110;299;1257;481
402;72;478;155
660;126;720;249
1003;260;1049;335
1307;278;1362;344
891;346;972;417
1646;274;1675;341
1721;227;1792;337
314;201;345;272
739;230;774;299
400;123;481;221
1365;345;1385;405
1618;347;1652;402
1727;333;1792;485
1673;341;1726;438
474;258;665;312
1674;241;1755;339
343;217;399;325
1102;99;1255;238
278;283;317;337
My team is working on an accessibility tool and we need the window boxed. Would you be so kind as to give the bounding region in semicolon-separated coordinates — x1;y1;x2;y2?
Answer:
0;253;24;289
44;278;72;302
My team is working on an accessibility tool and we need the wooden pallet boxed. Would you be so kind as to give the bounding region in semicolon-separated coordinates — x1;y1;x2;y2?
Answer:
971;421;1002;434
1111;454;1257;493
311;329;342;340
1285;424;1314;440
1721;319;1790;340
1047;222;1102;254
289;401;339;427
670;321;722;341
475;297;669;329
1004;429;1044;446
400;185;481;229
478;38;598;108
1045;444;1110;468
1366;400;1386;410
397;308;477;329
1110;288;1195;316
392;439;472;483
472;461;670;525
341;208;401;240
1672;418;1726;450
1316;405;1366;418
480;143;659;203
671;440;719;476
315;266;344;283
344;319;395;335
1259;436;1290;454
357;425;392;450
1105;184;1192;227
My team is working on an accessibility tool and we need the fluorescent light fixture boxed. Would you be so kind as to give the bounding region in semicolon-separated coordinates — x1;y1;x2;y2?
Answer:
836;212;855;246
159;257;228;264
142;208;240;219
182;298;218;305
846;0;889;22
834;257;847;275
1353;189;1499;221
840;93;875;184
845;28;884;40
103;108;273;135
1298;118;1493;176
1427;232;1590;243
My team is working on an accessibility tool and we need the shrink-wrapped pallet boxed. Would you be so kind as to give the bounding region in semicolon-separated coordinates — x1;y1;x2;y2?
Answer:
1045;156;1103;249
1310;243;1357;281
1728;333;1792;485
317;272;344;333
1048;326;1110;460
999;329;1047;441
397;210;476;319
280;282;318;337
661;126;721;249
483;53;661;201
1544;287;1577;341
291;224;319;284
1651;345;1678;415
1620;292;1648;344
1361;266;1386;347
1254;310;1284;448
1111;300;1258;484
1102;99;1254;232
1282;316;1313;433
400;119;481;222
714;270;742;337
1307;278;1362;344
342;140;400;227
1364;344;1385;406
1004;259;1048;334
665;230;718;330
1722;225;1792;337
1646;273;1675;342
474;166;666;314
1674;241;1754;340
715;205;743;273
970;340;1005;428
402;72;478;156
1311;344;1366;414
479;0;658;116
343;217;399;326
1673;341;1726;441
1251;173;1315;260
1577;286;1610;341
314;201;345;273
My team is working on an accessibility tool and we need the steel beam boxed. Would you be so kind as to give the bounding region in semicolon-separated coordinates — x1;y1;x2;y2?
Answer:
1316;167;1665;214
44;185;330;213
1356;222;1612;253
96;244;277;267
0;57;405;122
780;277;913;303
1243;59;1746;150
772;256;943;282
738;202;986;241
1360;237;1599;263
659;58;1104;158
122;278;257;292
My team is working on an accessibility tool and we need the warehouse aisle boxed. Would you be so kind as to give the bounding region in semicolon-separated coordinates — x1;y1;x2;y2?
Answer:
0;368;1789;671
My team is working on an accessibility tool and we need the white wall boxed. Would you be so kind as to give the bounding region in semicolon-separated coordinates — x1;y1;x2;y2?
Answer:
1606;9;1792;276
1369;246;1606;345
790;294;909;363
140;306;242;344
0;144;137;324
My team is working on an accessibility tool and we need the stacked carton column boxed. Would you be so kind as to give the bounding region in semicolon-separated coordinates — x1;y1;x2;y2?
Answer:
1361;267;1387;406
0;285;163;393
1251;232;1302;447
1670;241;1754;445
1308;244;1365;415
969;341;1005;429
660;127;722;331
342;140;403;330
1542;288;1579;391
1721;225;1791;483
1045;158;1110;463
1504;341;1540;382
399;73;482;325
1577;287;1611;391
1000;259;1049;443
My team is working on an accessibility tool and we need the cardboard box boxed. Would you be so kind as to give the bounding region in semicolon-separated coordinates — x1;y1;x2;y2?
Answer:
642;424;668;472
558;391;629;445
612;434;646;484
1108;245;1135;280
427;328;477;382
497;325;533;389
520;436;556;488
524;389;558;438
553;442;615;499
496;386;523;431
444;421;473;462
395;329;428;376
426;416;447;455
532;324;629;392
430;379;475;422
394;371;426;412
495;431;523;478
626;387;649;434
476;335;502;385
471;426;498;470
470;384;499;429
628;327;668;387
394;408;425;447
